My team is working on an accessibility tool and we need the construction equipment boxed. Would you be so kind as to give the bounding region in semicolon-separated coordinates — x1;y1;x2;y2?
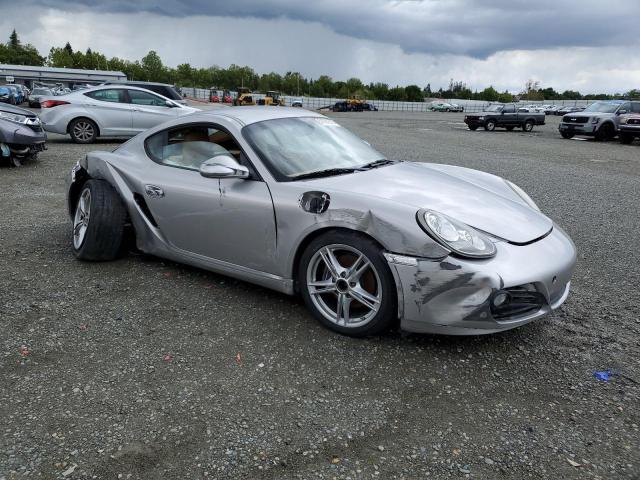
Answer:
257;91;285;106
233;87;255;106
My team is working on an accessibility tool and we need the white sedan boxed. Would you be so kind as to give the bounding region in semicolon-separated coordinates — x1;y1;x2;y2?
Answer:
39;85;198;143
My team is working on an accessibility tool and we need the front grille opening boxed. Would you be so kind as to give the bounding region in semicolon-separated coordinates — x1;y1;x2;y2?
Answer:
133;193;158;227
491;284;545;320
563;116;589;124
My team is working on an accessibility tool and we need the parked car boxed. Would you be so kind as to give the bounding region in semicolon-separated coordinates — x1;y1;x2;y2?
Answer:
28;87;53;107
66;107;576;337
0;86;13;104
0;103;47;166
448;103;464;112
464;103;546;131
291;98;303;107
103;81;186;105
558;100;640;141
39;85;198;143
430;102;453;112
555;106;584;116
362;102;378;111
545;105;560;115
618;111;640;144
5;85;23;104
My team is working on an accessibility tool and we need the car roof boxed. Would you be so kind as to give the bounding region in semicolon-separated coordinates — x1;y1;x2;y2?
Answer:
189;106;325;126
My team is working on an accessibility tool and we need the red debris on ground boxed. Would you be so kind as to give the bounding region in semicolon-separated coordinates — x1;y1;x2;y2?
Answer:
236;352;242;365
162;354;174;362
19;346;29;357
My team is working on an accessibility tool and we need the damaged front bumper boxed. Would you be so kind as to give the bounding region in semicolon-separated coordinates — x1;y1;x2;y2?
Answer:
384;225;576;335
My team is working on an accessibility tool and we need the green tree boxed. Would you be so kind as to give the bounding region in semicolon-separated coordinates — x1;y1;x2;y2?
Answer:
405;84;423;102
9;29;19;48
479;86;499;102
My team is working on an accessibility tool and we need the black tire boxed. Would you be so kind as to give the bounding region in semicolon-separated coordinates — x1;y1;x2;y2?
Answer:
522;120;534;132
506;126;515;131
468;125;478;131
561;132;574;139
69;118;98;144
484;120;496;131
619;133;633;145
298;230;397;337
72;179;127;261
595;123;614;141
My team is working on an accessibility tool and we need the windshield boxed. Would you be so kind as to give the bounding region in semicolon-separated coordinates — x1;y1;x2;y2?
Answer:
485;104;503;112
33;88;51;95
243;117;386;181
583;102;621;113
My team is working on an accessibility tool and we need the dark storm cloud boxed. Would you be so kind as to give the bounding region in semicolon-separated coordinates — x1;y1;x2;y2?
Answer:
13;0;640;58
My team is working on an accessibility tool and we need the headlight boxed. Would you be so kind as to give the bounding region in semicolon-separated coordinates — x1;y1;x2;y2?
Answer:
591;117;599;124
417;209;497;258
505;180;540;211
478;116;485;120
0;111;30;124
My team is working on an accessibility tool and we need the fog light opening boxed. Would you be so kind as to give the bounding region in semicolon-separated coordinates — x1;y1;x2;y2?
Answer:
492;292;511;307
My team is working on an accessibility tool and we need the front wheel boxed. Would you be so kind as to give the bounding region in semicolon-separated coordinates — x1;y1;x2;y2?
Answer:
561;131;574;139
298;231;397;337
595;123;615;141
484;120;496;131
72;180;127;261
468;125;478;131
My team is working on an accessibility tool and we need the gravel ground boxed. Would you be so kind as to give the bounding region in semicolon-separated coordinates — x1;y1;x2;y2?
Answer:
1;111;639;479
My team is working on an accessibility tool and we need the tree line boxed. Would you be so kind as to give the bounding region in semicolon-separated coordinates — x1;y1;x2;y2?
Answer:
1;30;638;101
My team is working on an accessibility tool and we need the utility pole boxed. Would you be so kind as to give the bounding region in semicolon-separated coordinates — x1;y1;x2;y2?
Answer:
297;73;299;96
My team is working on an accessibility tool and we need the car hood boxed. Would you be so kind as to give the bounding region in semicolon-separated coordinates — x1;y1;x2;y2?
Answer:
0;103;37;118
304;162;552;244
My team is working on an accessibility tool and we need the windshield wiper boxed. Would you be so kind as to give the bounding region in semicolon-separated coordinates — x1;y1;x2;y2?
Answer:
291;167;360;180
358;159;397;169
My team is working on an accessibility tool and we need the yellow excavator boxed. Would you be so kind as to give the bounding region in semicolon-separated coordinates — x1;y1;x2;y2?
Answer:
233;87;255;106
257;91;285;106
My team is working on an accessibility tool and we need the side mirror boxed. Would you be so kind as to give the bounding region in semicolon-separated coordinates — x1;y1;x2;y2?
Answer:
199;155;249;179
165;100;177;108
618;109;627;115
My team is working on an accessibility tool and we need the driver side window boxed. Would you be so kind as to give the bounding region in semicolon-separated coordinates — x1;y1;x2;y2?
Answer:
503;104;515;113
145;125;252;174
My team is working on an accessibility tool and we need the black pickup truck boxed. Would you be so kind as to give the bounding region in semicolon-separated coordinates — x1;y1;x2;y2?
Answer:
464;104;546;132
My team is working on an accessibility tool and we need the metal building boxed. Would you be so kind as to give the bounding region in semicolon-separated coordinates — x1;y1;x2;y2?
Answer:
0;64;126;88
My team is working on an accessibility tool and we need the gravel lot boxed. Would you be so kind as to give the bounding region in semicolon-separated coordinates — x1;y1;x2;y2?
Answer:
1;110;639;479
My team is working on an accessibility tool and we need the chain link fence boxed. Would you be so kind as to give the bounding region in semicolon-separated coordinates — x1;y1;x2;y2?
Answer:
180;87;595;113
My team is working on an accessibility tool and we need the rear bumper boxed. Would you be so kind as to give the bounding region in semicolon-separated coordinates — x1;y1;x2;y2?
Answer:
385;225;576;335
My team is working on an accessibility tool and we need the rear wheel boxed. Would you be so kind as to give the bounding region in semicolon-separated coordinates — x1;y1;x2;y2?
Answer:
619;133;634;144
561;131;574;139
595;123;615;141
484;120;496;131
523;120;534;132
72;180;127;261
69;118;98;144
299;231;397;337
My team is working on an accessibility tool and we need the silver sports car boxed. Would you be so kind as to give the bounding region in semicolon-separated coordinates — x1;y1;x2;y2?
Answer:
67;107;576;336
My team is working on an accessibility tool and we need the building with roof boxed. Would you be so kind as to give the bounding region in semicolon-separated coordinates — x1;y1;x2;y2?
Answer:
0;64;126;88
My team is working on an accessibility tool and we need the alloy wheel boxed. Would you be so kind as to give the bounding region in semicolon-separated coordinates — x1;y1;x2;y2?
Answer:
306;244;382;328
73;189;91;249
73;121;95;142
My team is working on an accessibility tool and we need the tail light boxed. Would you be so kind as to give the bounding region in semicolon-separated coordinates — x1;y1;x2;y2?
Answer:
41;100;70;108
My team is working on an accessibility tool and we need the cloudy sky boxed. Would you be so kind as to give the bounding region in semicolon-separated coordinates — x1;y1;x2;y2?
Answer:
3;0;640;93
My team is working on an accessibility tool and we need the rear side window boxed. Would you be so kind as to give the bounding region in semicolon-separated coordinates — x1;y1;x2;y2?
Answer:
128;89;167;106
85;89;126;103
